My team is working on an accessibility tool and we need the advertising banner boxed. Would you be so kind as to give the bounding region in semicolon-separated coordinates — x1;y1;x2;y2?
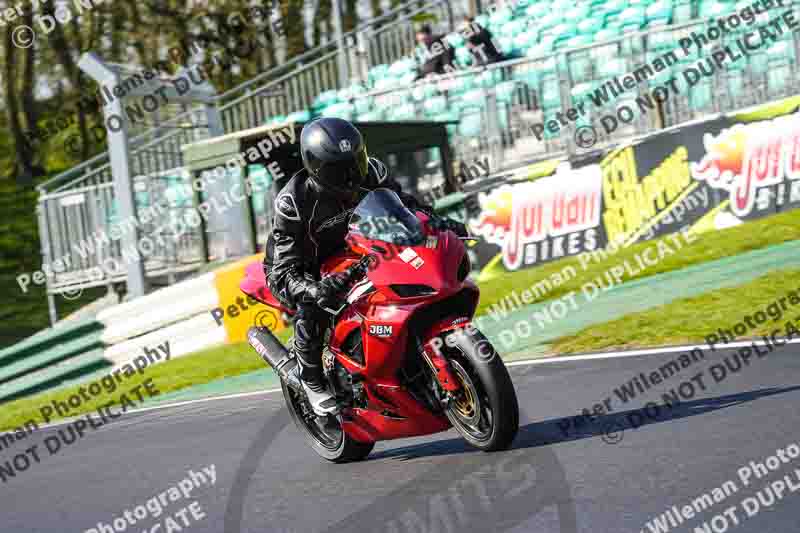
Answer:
466;105;800;277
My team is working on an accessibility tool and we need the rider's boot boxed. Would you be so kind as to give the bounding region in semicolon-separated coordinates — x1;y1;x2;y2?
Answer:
300;371;339;416
293;306;338;416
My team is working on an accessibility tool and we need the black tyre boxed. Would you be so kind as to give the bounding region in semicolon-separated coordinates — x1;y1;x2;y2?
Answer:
444;331;519;451
281;379;374;462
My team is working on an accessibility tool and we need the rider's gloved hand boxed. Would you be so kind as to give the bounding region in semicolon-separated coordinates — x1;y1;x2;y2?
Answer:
296;273;352;309
429;215;469;238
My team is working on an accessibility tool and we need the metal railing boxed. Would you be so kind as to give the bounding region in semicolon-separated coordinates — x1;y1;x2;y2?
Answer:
36;0;454;298
37;0;452;195
37;2;800;298
341;12;800;172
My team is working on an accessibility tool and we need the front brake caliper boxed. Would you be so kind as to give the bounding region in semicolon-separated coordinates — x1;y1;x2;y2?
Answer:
419;337;461;392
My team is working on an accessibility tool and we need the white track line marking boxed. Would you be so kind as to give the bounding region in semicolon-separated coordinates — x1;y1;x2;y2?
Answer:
506;336;800;366
27;336;800;433
33;388;283;433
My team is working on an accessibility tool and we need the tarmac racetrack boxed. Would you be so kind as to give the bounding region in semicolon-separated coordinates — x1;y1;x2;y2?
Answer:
2;342;799;533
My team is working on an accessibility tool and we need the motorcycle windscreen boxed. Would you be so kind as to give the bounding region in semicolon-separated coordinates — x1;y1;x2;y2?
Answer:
348;188;424;246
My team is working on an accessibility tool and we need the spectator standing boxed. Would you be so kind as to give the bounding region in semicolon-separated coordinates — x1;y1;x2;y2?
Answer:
414;25;457;79
460;16;506;65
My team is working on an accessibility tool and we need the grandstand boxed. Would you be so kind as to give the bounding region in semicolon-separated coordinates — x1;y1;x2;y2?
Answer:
34;0;800;319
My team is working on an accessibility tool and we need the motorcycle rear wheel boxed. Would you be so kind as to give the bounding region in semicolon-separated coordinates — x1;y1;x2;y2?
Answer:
443;331;519;451
281;379;374;463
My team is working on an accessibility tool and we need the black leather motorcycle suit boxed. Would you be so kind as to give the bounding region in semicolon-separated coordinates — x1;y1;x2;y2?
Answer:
263;157;430;382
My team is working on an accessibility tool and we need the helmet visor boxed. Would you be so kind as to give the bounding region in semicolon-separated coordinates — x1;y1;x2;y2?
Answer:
317;144;369;193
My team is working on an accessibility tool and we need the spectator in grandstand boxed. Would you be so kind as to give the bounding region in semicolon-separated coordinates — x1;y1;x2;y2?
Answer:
460;16;506;66
414;25;457;79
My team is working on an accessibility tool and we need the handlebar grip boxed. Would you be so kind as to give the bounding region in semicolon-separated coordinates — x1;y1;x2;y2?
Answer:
341;255;373;285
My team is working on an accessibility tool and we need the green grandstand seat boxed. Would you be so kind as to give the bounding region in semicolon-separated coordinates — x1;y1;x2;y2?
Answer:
495;80;519;103
495;103;510;131
541;76;561;109
314;89;339;107
571;81;595;101
380;88;412;108
768;65;790;94
247;165;272;213
458;111;484;137
373;77;403;92
553;0;577;11
601;0;630;23
514;30;539;52
646;30;677;51
513;66;539;88
368;64;390;87
597;57;627;78
266;114;287;126
748;52;768;75
399;72;417;86
351;95;372;114
477;69;502;88
339;83;366;100
689;82;713;110
496;36;516;56
577;17;605;35
475;14;490;27
320;102;355;119
387;102;416;120
456;88;488;110
618;6;646;32
537;12;564;31
593;28;617;43
564;5;591;23
286;110;312;122
489;7;514;31
526;35;556;58
550;23;578;43
768;41;795;64
411;82;439;102
433;110;460;135
500;19;528;38
389;58;417;77
645;0;673;26
673;0;694;22
445;32;465;48
564;34;593;49
568;49;594;82
647;66;674;88
455;46;474;67
726;71;746;99
357;110;385;121
445;73;477;94
700;1;733;17
526;3;549;19
423;95;449;115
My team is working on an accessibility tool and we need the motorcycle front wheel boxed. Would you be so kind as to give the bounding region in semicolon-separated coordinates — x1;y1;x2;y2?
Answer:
281;378;374;463
443;331;520;451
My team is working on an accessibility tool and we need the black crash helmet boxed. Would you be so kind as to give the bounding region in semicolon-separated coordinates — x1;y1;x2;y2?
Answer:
300;117;369;199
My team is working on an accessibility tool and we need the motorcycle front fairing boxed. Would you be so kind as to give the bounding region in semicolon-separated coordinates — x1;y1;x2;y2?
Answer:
320;190;477;441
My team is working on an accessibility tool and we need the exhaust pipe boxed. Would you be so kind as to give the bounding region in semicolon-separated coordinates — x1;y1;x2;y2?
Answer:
247;326;302;392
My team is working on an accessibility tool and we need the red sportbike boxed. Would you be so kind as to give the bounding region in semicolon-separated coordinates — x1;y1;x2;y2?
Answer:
241;189;519;462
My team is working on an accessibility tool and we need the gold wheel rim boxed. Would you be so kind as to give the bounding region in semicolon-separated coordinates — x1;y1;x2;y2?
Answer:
453;370;477;419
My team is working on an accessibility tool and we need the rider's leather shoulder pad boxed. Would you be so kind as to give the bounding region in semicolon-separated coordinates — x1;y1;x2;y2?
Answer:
274;172;307;222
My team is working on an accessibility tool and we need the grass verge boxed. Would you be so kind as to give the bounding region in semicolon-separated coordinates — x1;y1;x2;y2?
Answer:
3;210;799;432
550;269;800;353
474;208;800;317
0;329;293;433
